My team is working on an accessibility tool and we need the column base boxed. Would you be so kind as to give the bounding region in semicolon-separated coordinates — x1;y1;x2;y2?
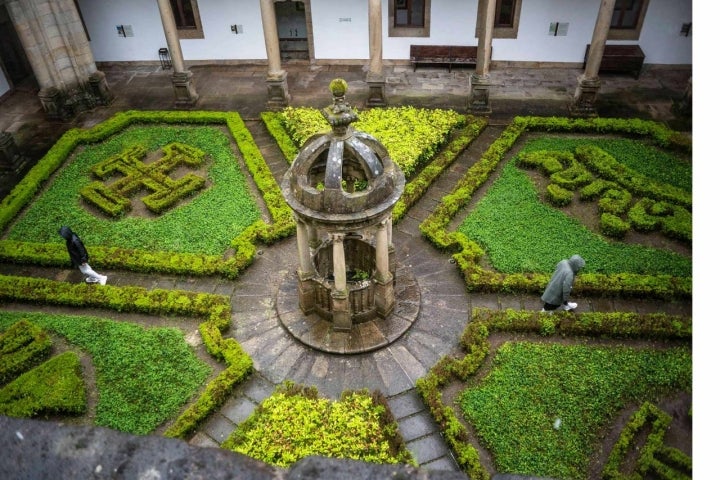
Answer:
172;71;199;107
266;71;290;110
297;271;315;314
569;75;601;117
366;73;387;107
37;87;65;120
467;73;492;115
331;290;351;332
88;71;114;106
374;274;395;319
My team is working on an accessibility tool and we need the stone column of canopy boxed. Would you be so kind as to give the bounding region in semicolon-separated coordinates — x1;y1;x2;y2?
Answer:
331;233;351;331
295;217;316;314
373;219;395;318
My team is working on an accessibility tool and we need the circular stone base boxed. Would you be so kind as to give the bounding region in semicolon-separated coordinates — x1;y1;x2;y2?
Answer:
276;264;420;354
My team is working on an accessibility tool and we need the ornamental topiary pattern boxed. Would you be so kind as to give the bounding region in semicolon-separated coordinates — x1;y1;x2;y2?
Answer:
0;320;86;418
517;146;691;243
80;142;207;217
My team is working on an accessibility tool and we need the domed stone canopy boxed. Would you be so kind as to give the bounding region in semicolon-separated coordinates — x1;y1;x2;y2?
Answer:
281;80;405;228
278;78;417;354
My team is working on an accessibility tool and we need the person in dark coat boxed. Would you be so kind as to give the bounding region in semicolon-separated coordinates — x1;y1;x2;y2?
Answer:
58;226;107;285
540;254;585;313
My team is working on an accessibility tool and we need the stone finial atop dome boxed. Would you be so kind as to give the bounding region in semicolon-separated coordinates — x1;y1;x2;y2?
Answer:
281;78;405;225
322;78;358;134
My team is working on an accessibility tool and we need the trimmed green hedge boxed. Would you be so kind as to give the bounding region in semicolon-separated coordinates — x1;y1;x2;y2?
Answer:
0;274;254;439
415;307;692;480
420;116;692;299
0;110;294;279
0;351;86;418
222;382;414;467
0;319;52;384
602;402;692;480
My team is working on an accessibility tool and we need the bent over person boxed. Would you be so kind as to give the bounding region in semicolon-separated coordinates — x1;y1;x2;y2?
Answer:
58;226;107;285
540;254;585;313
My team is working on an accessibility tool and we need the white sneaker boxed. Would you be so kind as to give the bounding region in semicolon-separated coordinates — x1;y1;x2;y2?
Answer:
85;277;98;284
563;302;577;310
99;276;107;286
540;308;553;314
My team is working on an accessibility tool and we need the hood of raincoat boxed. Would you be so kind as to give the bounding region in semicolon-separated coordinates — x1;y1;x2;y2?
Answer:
58;226;73;240
568;254;585;273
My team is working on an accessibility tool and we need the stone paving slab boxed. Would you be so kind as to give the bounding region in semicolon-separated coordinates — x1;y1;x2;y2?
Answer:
398;411;440;441
407;434;453;465
220;395;259;425
203;414;237;445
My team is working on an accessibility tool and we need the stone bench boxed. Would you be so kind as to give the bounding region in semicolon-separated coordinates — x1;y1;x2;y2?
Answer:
584;44;645;79
410;45;477;72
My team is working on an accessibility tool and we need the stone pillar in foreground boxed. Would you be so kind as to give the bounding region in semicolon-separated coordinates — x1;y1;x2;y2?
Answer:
570;0;616;117
157;0;198;107
260;0;290;109
468;0;496;114
366;0;387;107
6;0;113;119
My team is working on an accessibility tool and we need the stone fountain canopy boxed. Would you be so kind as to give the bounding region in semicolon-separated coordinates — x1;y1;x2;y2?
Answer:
277;79;419;354
281;92;405;230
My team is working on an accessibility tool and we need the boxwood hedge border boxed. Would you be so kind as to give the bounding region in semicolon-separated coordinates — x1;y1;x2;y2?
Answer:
0;273;253;439
0;110;295;279
415;307;692;480
418;116;692;299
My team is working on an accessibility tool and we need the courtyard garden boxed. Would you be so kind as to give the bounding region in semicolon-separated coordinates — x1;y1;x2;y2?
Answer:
0;106;691;479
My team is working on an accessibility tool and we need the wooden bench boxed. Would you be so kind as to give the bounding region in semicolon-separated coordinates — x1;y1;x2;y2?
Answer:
584;44;645;79
410;45;477;72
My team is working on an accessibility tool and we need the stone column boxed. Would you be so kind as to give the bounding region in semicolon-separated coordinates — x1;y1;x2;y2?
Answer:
468;0;496;114
375;221;390;282
156;0;198;107
6;0;113;118
374;219;394;318
570;0;616;117
260;0;290;109
295;219;315;313
366;0;386;107
331;233;351;331
387;215;396;279
308;224;320;250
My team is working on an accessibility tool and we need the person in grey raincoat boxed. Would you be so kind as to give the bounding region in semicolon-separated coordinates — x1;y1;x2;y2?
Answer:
540;254;585;312
58;226;107;285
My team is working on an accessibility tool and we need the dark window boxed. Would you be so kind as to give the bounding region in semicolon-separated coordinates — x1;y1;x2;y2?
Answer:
170;0;197;29
479;0;522;39
168;0;204;39
394;0;425;28
495;0;515;28
611;0;642;29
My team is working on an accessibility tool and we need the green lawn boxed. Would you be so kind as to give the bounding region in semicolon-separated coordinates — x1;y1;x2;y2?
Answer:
0;312;212;435
458;137;691;275
6;125;260;255
459;342;691;479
